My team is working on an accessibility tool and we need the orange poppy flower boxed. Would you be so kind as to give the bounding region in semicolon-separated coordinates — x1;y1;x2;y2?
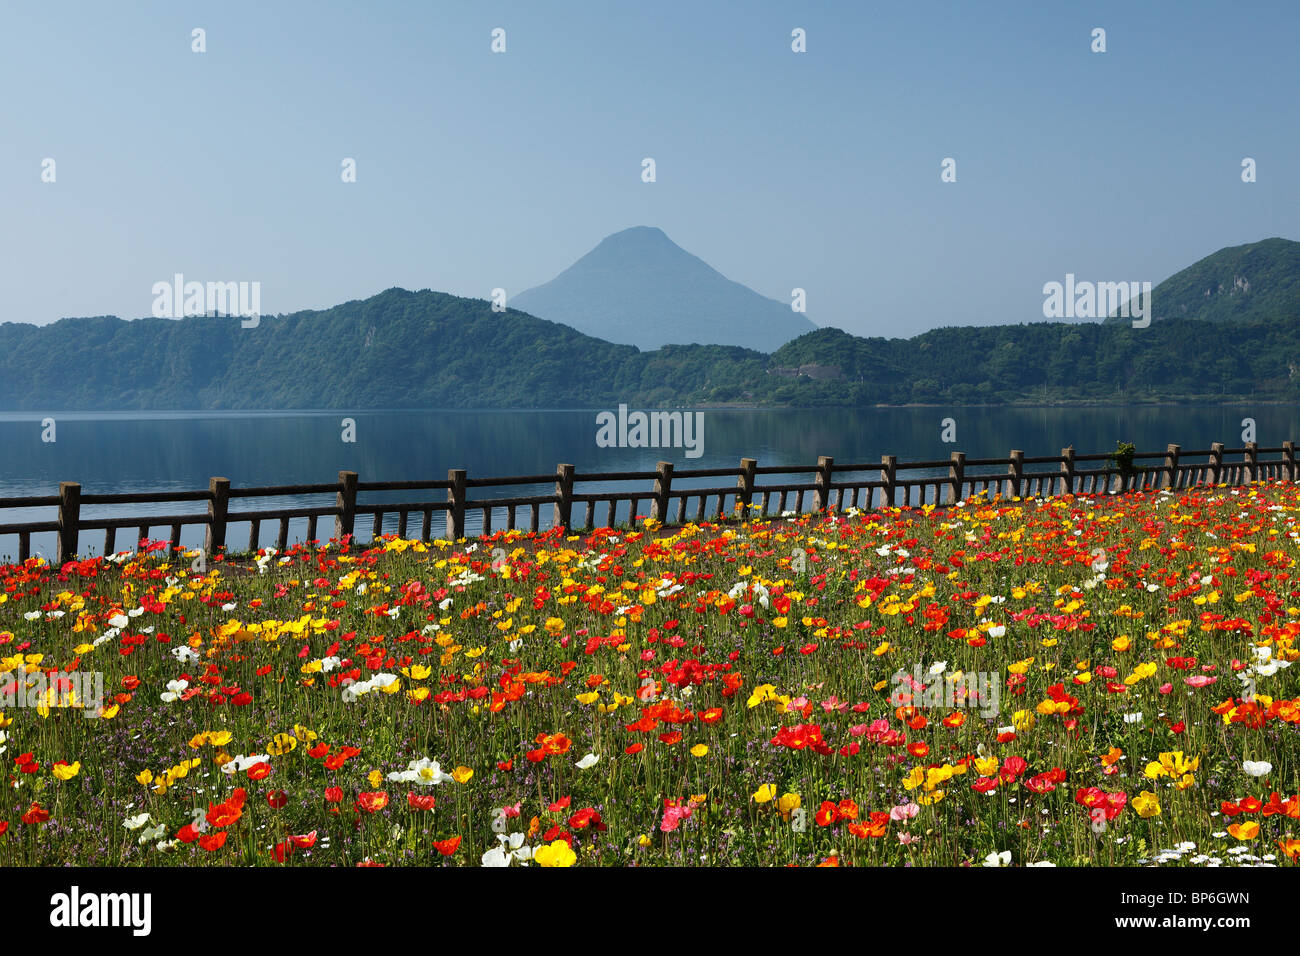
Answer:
1227;821;1260;840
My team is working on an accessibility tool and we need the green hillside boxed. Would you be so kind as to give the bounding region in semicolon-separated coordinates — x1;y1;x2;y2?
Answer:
1109;237;1300;324
3;237;1300;410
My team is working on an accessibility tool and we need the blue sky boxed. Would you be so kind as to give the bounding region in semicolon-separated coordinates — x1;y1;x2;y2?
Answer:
1;0;1296;338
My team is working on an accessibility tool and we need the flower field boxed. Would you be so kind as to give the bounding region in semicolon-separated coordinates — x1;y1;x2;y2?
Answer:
1;483;1298;868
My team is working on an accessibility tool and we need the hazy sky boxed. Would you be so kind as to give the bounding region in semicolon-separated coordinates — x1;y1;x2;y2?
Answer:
2;0;1296;339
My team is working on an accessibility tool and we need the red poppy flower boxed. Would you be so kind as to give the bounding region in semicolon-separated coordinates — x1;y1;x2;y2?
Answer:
433;835;462;856
406;792;436;811
21;803;49;825
1025;772;1059;794
569;807;604;830
206;801;243;827
246;762;272;781
815;801;840;826
1000;756;1028;781
200;831;228;851
266;790;289;809
324;787;344;803
356;791;389;813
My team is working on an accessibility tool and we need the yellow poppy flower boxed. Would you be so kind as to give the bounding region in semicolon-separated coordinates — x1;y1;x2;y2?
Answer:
534;839;577;867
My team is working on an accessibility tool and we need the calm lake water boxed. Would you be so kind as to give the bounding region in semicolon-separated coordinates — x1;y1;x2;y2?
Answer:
1;405;1295;560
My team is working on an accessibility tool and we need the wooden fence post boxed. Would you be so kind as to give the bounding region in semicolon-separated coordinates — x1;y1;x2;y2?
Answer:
814;456;834;512
1162;445;1179;489
1060;446;1075;496
1209;442;1224;485
1284;441;1296;482
446;469;467;540
56;482;80;564
553;463;575;531
736;457;757;517
334;471;358;541
1244;442;1258;483
652;462;674;522
881;455;897;507
947;451;965;504
1008;450;1024;498
205;477;230;556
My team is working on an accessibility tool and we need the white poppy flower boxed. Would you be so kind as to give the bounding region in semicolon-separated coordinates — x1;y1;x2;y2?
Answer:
219;754;268;775
481;845;511;867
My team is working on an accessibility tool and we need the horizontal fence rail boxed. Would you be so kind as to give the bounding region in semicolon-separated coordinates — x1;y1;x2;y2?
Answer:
0;441;1294;563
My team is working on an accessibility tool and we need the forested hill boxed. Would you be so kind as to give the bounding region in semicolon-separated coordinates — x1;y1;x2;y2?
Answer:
1;283;1298;411
1105;237;1300;325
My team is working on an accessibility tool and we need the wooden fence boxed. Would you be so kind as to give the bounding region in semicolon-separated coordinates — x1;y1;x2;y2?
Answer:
0;441;1294;564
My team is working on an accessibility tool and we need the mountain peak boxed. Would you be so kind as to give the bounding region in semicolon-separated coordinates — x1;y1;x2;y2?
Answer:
512;228;817;351
567;226;713;275
604;225;669;242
